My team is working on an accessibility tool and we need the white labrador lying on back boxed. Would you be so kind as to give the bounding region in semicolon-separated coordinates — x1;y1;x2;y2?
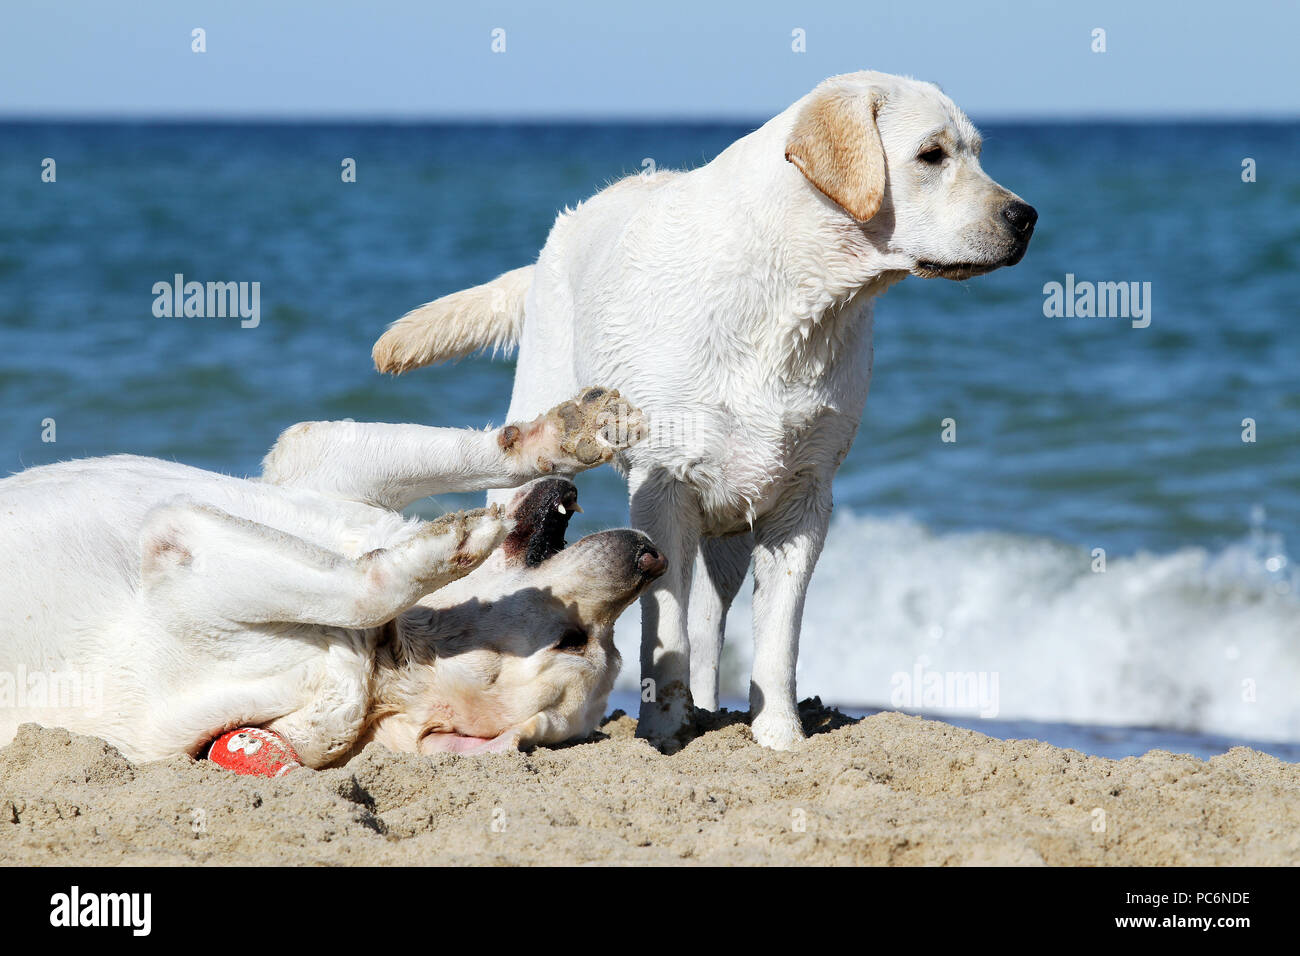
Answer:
373;70;1037;750
0;388;663;767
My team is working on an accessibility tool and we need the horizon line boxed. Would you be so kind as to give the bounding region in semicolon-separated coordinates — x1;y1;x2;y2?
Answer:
1;110;1297;126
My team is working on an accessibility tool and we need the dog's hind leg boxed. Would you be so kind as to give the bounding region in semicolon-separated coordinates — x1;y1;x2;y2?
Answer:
135;500;507;767
140;498;509;629
687;534;752;711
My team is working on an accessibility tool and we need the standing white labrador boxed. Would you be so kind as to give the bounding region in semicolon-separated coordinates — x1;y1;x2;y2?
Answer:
0;389;662;766
373;71;1037;750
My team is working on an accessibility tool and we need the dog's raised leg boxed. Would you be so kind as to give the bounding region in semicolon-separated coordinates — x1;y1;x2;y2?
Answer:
262;388;644;512
630;468;700;751
747;481;833;750
141;499;510;629
687;534;753;711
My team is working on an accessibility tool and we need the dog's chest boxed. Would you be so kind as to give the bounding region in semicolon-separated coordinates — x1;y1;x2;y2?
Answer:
601;287;876;531
660;384;862;535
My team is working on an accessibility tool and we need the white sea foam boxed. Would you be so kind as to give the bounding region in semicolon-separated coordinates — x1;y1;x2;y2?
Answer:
613;511;1300;742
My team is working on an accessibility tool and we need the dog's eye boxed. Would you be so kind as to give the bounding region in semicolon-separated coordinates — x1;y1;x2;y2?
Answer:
553;627;589;653
918;146;946;165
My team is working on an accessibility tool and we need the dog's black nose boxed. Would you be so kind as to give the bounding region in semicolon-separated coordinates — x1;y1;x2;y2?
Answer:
1002;201;1038;236
636;544;667;578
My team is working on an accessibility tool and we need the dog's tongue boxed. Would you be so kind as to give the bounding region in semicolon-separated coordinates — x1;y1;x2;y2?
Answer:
420;730;518;755
421;732;494;754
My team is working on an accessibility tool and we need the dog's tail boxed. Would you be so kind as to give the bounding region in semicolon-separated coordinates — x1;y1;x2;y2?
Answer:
372;265;534;374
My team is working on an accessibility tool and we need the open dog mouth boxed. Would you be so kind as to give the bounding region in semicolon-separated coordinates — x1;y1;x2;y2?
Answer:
503;479;580;567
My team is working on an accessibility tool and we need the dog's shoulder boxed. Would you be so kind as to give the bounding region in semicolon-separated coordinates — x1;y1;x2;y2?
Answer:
556;169;683;224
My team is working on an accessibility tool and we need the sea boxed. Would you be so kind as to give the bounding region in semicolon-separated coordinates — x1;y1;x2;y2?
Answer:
2;119;1297;760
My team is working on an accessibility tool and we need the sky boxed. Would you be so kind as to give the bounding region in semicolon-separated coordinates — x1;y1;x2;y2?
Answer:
0;0;1296;121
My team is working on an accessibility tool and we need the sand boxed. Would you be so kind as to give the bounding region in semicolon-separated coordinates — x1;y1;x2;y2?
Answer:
2;700;1297;866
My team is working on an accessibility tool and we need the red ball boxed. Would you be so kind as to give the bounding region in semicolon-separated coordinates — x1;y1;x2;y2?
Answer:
207;727;302;777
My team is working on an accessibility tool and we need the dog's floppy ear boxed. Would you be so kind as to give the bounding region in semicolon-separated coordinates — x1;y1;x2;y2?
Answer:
785;88;886;222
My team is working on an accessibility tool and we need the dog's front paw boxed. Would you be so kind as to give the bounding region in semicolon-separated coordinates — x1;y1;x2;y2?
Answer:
750;709;807;751
445;505;512;565
503;387;647;476
408;504;511;586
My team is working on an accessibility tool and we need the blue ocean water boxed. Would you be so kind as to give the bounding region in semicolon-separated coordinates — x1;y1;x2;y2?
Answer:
1;121;1297;758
